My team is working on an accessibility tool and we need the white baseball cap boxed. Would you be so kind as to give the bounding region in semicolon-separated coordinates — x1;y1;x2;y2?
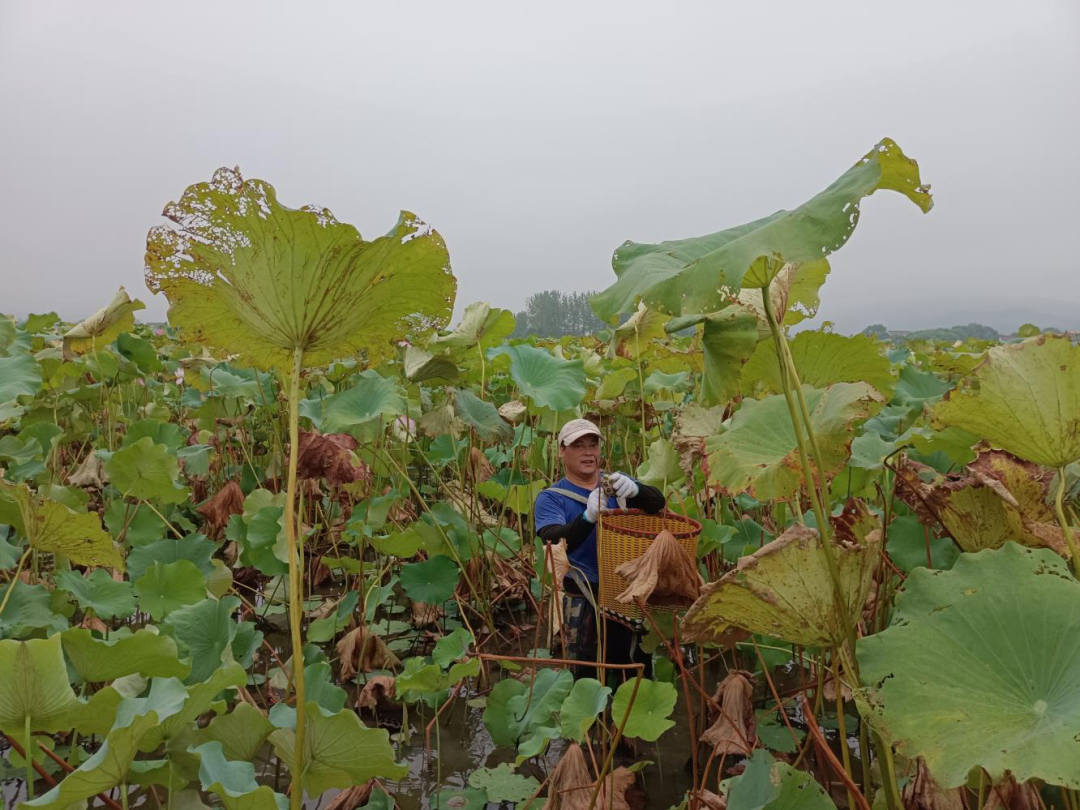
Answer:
558;418;601;447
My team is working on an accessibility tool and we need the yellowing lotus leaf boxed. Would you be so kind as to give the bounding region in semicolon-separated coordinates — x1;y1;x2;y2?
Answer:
681;503;881;648
742;330;895;400
145;167;456;371
607;302;670;361
706;383;883;500
62;287;146;357
932;335;1080;468
0;480;122;570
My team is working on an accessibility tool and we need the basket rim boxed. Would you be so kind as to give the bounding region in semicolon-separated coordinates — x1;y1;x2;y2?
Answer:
597;508;702;540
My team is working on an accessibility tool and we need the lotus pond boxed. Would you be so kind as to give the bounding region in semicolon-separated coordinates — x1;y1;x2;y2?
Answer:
1;139;1078;810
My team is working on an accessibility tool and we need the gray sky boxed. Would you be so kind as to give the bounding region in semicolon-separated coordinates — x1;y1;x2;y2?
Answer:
2;0;1078;333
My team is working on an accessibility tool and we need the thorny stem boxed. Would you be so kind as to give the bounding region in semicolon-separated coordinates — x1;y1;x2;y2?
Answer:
285;347;307;810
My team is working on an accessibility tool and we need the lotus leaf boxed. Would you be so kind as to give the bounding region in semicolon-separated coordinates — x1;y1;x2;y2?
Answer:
0;581;65;640
607;302;670;360
933;335;1080;468
681;516;881;648
61;627;191;681
857;543;1080;789
893;365;952;412
116;331;161;372
268;702;407;797
486;344;585;411
432;787;488;810
320;371;406;433
134;560;206;620
55;568;135;620
636;437;685;489
560;677;611;742
0;480;122;569
467;763;540;804
483;668;574;749
145;167;455;371
431;627;473;667
191;741;287;810
452;388;513;443
706;383;882;499
742;331;895;399
163;597;242;684
611;677;677;741
0;635;77;734
0;354;42;405
399;555;460;603
668;306;759;406
62;287;145;357
432;301;516;353
200;703;275;762
591;138;931;322
140;664;247;752
596;366;639;400
127;533;216;580
725;749;836;810
404;345;461;384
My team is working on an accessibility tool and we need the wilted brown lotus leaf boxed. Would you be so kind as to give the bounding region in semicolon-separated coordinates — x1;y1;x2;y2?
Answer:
457;551;530;602
296;428;372;487
900;758;964;810
544;743;636;810
544;540;570;637
615;529;702;607
467;447;494;483
701;670;756;756
498;399;527;424
356;675;397;710
895;452;1067;556
979;776;1041;810
336;626;400;681
411;601;445;627
324;781;375;810
693;790;726;810
198;480;245;536
69;453;106;488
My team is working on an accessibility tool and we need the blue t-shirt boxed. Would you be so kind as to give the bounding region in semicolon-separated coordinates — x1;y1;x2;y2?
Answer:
534;476;622;585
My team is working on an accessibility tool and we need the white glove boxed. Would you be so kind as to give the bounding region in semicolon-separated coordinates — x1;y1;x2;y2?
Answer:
608;472;639;500
583;488;602;523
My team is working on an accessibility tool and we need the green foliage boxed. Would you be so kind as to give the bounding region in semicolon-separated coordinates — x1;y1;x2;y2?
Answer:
725;750;835;809
512;290;605;338
398;555;460;604
611;678;677;741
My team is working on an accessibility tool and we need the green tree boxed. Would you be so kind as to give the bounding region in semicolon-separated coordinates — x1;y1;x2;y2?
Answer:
513;290;606;337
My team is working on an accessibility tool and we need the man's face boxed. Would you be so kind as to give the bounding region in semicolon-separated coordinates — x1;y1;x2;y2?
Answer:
560;433;600;479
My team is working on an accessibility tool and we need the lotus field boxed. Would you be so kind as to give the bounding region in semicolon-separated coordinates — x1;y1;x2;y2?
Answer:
2;141;1079;810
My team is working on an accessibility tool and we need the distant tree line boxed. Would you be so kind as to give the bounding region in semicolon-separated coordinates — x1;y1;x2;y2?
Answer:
512;290;608;338
861;322;1001;341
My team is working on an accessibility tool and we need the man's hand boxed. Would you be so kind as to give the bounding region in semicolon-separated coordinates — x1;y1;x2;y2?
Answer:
583;488;602;523
607;472;639;500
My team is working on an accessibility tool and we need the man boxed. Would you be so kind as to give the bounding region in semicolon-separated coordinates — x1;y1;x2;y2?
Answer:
534;418;665;678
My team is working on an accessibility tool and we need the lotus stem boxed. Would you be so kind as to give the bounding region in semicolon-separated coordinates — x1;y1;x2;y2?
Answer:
24;714;34;799
760;287;857;659
586;665;643;810
1054;467;1080;573
285;346;307;810
0;547;32;617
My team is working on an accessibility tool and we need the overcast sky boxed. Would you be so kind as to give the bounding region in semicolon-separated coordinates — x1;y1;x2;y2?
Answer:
2;1;1077;333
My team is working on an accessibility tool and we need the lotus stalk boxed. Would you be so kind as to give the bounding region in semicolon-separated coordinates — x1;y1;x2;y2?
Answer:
1054;467;1080;571
284;348;307;810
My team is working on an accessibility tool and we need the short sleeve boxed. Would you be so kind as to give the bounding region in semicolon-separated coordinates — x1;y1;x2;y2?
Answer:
533;490;566;533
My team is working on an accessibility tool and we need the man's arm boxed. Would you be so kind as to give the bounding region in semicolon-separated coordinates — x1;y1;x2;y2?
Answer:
627;481;665;514
536;517;594;552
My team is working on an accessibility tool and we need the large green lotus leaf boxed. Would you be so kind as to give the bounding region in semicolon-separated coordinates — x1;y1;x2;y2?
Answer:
21;678;189;810
145;167;455;371
0;354;42;403
123;418;189;454
199;703;275;762
141;665;247;752
0;635;77;734
402;345;460;384
0;315;16;354
0;581;65;640
636;437;685;489
682;516;881;648
61;628;191;682
399;555;460;604
163;597;242;684
135;560;207;620
611;678;677;741
191;741;287;810
62;287;146;357
268;702;407;798
725;749;836;810
55;568;135;620
320;371;406;433
591;138;931;322
116;331;161;373
668;306;760;406
560;677;611;742
892;366;952;412
706;383;883;499
452;388;513;444
742;331;895;399
596;366;638;400
431;627;473;667
933;335;1080;467
486;344;585;411
857;543;1080;789
0;480;123;569
105;437;189;504
127;534;216;581
607;302;670;360
483;669;574;748
431;301;516;353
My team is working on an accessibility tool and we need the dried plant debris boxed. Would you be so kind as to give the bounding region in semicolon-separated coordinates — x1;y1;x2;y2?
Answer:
615;529;703;607
198;480;245;535
543;742;637;810
336;625;400;680
296;427;372;487
701;670;756;756
356;675;397;711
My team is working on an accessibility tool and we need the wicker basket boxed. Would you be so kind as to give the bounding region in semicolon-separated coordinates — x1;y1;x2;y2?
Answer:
596;509;702;620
